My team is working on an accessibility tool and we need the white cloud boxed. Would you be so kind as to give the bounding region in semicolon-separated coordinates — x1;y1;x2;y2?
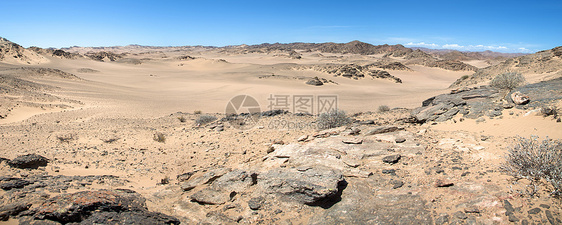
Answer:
405;42;439;48
402;40;534;53
442;44;465;49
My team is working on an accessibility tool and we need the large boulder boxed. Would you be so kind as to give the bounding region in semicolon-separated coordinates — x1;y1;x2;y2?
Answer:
26;189;180;224
257;167;346;206
510;91;530;105
8;154;49;169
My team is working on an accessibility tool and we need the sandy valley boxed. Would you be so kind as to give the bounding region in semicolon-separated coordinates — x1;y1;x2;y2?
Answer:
0;38;561;224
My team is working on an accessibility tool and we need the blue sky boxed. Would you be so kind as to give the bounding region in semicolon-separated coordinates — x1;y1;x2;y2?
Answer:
1;0;560;53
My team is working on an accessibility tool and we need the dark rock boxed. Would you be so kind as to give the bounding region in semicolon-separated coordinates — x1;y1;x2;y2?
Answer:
306;77;324;86
26;189;178;224
248;197;264;210
0;178;32;190
434;179;454;187
364;126;403;135
435;213;450;225
539;204;550;209
508;214;519;222
258;167;345;206
390;180;404;189
464;207;480;213
176;172;194;182
80;211;180;225
8;154;49;169
359;120;375;125
395;137;406;143
545;210;556;225
0;157;9;164
0;203;31;221
261;109;288;117
381;169;396;175
382;155;401;164
453;211;467;219
528;207;541;214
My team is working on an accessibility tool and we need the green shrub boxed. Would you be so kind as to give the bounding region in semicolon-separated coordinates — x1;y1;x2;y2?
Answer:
490;72;525;90
316;109;351;129
502;136;562;197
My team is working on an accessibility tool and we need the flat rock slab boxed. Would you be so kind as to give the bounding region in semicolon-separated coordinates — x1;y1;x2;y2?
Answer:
26;189;180;224
258;167;345;206
364;126;403;135
310;179;432;225
342;138;363;144
382;155;401;164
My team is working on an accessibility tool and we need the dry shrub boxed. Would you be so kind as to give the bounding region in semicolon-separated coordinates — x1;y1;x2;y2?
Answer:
490;72;526;90
316;109;351;129
196;115;217;125
502;136;562;197
378;105;390;112
153;132;166;143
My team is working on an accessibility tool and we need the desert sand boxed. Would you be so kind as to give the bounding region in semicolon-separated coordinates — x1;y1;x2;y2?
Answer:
1;39;561;224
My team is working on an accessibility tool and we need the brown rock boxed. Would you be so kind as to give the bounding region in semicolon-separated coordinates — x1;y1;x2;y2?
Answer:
434;179;454;187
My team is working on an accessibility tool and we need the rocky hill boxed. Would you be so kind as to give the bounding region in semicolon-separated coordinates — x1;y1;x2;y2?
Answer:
450;46;562;87
28;47;82;59
0;37;47;64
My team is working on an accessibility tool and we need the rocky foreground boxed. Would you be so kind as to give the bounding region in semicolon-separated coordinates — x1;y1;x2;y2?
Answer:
1;78;561;224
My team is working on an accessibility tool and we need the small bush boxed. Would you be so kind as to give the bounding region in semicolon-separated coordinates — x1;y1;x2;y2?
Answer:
193;110;202;115
57;133;76;142
502;136;562;196
316;109;351;129
178;116;187;123
490;72;526;90
378;105;390;112
196;115;217;125
153;132;166;143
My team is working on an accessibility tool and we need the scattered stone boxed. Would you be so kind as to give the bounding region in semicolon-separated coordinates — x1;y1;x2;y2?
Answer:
434;179;454;187
545;210;556;225
453;211;468;219
528;207;541;214
342;138;363;144
511;91;530;105
0;178;32;190
464;207;480;214
248;197;265;210
306;77;324;86
8;154;49;169
539;204;550;209
272;140;284;145
297;135;308;142
475;117;486;123
267;146;275;154
359;120;375;125
390;180;404;189
395;137;406;143
435;213;450;225
508;214;520;222
382;155;401;164
176;172;194;182
0;203;31;221
364;126;403;135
